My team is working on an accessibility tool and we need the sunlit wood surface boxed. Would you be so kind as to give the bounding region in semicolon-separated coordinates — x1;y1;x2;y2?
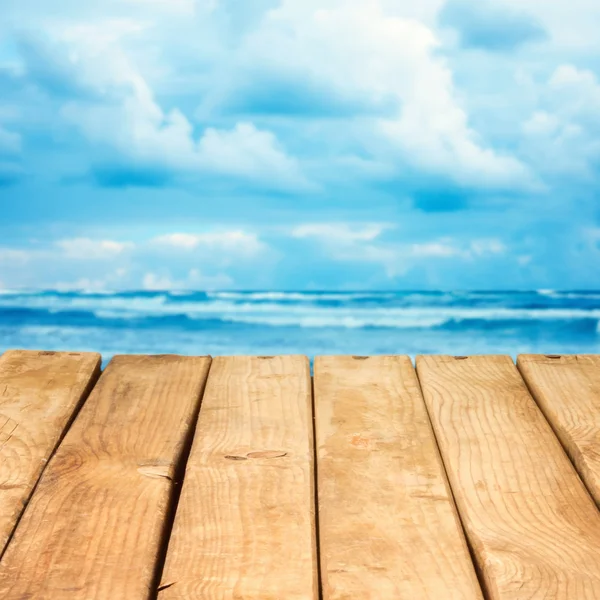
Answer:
1;350;600;599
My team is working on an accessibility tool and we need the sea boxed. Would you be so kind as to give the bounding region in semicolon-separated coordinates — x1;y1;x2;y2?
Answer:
1;290;599;365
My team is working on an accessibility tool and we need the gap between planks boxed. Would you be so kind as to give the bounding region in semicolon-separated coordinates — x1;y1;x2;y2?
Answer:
518;354;600;508
315;355;482;599
5;351;600;600
159;355;318;599
417;354;600;600
0;354;211;600
0;350;101;559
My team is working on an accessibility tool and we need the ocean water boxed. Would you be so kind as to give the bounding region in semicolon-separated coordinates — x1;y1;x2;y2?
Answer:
1;290;599;364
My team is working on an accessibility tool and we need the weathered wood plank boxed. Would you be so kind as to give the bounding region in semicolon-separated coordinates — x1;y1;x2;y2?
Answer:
159;355;317;599
518;354;600;506
417;355;600;600
0;350;100;556
315;355;482;600
0;354;211;599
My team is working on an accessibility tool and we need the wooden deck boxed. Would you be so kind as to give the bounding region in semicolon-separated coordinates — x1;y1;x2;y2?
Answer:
1;351;600;598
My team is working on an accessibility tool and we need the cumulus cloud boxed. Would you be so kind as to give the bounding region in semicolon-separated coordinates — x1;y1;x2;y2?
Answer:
231;1;532;192
469;239;506;256
3;0;538;199
409;241;462;258
17;21;310;191
521;64;600;181
548;65;600;125
2;0;600;290
410;238;505;258
195;123;309;187
291;222;401;275
291;221;507;278
0;248;31;263
54;270;129;292
56;238;135;259
152;233;201;250
143;269;233;291
152;230;265;255
0;227;268;289
291;223;388;243
2;0;598;202
62;93;309;189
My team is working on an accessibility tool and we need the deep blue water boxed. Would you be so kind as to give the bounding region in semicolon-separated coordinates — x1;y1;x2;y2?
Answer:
1;290;599;363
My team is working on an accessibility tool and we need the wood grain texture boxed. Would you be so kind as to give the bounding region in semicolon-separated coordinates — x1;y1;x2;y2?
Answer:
417;355;600;600
518;354;600;506
0;350;100;556
159;355;317;599
0;354;211;600
315;355;483;600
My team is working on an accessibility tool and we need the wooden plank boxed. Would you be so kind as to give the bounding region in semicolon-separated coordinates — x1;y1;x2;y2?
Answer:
0;354;211;599
0;350;100;556
159;355;317;599
416;355;600;600
315;355;483;600
518;354;600;506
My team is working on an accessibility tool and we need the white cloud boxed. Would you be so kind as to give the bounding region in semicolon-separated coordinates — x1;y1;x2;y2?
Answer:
152;230;265;255
29;21;311;190
291;222;407;276
293;223;507;278
142;272;174;290
410;241;462;258
291;223;389;243
293;223;504;258
522;111;560;137
240;0;530;189
0;248;31;263
55;278;109;292
469;239;506;256
65;104;308;190
548;65;600;120
196;123;309;187
152;233;199;250
3;0;545;197
521;64;600;180
143;268;233;290
54;268;131;291
411;238;505;259
56;238;134;259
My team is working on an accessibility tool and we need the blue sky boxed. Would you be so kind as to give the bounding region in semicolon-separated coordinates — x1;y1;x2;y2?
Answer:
1;0;599;291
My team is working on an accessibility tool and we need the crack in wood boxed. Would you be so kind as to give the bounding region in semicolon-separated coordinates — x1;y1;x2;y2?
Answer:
157;581;176;592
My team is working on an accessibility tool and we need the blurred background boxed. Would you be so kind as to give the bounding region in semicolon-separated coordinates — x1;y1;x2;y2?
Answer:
1;0;599;359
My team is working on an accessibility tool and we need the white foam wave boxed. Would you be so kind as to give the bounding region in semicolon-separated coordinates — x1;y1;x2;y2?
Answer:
219;314;449;329
209;308;600;329
206;291;397;302
86;304;600;329
0;294;170;313
2;292;600;330
536;290;600;300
